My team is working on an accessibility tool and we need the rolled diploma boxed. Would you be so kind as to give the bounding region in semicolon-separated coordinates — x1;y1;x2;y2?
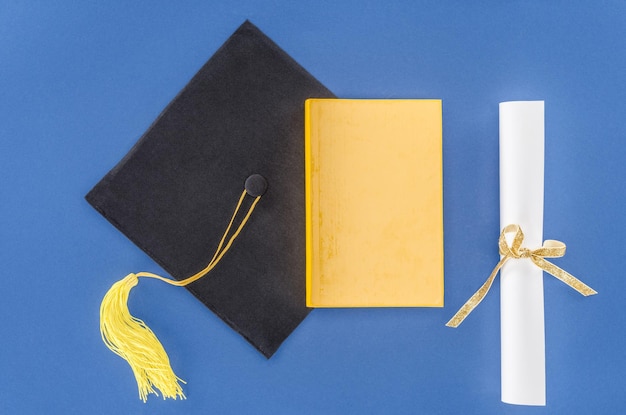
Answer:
499;101;545;406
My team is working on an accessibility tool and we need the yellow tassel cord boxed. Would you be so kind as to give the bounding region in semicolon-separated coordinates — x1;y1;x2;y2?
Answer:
99;190;261;401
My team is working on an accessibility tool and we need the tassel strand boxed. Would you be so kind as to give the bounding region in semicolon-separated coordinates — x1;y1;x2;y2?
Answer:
100;273;186;402
99;190;261;401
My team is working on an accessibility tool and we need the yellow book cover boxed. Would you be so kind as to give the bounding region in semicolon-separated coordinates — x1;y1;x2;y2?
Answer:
305;99;443;307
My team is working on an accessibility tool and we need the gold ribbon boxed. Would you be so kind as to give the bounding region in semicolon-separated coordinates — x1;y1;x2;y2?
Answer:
446;224;597;328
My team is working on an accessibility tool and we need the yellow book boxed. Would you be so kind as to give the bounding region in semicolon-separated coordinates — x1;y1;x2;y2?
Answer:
305;99;443;307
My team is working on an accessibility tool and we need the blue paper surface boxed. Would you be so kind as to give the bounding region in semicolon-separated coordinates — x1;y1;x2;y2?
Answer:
1;1;624;413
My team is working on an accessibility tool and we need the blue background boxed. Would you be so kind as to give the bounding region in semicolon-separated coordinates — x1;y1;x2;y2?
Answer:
1;1;624;414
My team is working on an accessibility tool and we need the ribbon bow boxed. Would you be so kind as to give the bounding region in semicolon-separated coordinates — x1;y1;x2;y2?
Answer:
446;224;597;328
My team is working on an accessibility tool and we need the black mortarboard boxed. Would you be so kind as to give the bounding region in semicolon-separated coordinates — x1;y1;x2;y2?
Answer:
87;21;334;400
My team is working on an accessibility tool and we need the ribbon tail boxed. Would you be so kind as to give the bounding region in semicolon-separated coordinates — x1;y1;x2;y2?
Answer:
532;256;597;296
446;257;509;328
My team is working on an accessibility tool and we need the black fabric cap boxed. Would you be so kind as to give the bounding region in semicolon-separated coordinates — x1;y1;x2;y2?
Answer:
86;21;335;358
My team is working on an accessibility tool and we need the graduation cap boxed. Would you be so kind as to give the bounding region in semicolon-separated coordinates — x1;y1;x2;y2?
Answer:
88;21;335;401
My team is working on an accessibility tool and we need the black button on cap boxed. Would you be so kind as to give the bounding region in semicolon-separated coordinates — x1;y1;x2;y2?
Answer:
245;174;268;197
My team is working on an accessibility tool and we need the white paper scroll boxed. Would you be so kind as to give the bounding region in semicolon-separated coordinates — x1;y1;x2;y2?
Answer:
499;101;546;406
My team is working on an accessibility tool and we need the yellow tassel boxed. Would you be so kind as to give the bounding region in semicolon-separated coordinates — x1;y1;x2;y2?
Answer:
100;273;186;402
98;190;262;401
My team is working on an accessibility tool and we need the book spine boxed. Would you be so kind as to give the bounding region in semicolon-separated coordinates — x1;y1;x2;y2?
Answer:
304;99;313;307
